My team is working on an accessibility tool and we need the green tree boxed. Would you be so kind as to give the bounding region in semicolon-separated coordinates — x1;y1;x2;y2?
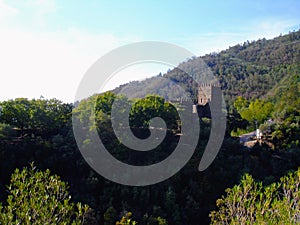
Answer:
164;187;181;224
104;206;118;225
0;98;31;136
95;91;117;115
130;95;178;129
0;164;89;225
233;96;249;112
210;168;300;224
234;98;274;126
0;123;16;139
31;98;73;137
0;98;72;138
146;216;168;225
116;212;137;225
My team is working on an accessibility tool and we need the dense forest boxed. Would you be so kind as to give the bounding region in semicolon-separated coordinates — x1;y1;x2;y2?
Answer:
0;30;299;224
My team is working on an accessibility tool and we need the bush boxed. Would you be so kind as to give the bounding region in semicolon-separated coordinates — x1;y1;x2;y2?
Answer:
0;164;89;225
210;168;300;224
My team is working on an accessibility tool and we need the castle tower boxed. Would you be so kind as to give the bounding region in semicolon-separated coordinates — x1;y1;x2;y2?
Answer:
194;83;222;118
197;83;211;106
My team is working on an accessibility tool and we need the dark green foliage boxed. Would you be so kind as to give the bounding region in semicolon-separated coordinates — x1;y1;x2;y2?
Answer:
0;164;89;225
0;123;16;139
235;98;273;125
95;91;117;115
103;206;118;225
144;215;168;225
0;30;299;224
231;63;299;148
269;68;300;149
129;95;179;129
112;30;300;111
116;212;137;225
0;98;72;138
210;168;300;224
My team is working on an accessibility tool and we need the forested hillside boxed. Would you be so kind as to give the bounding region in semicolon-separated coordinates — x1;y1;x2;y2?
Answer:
115;30;300;106
0;30;299;224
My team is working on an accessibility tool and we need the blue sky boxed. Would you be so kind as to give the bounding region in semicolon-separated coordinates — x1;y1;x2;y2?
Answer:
0;0;299;102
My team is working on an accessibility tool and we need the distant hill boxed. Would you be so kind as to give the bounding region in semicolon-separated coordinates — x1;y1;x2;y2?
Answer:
113;29;300;109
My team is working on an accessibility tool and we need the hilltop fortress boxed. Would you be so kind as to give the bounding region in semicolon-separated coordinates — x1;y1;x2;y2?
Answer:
195;83;222;118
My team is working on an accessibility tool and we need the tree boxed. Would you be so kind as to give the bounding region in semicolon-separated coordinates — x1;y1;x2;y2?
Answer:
95;91;117;115
103;206;118;225
130;95;178;129
116;212;137;225
30;98;73;137
146;216;168;225
0;123;16;139
0;98;31;136
233;96;249;112
210;168;300;224
234;98;274;127
0;98;72;138
0;164;89;225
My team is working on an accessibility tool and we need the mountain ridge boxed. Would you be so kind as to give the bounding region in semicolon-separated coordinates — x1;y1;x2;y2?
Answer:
113;29;300;109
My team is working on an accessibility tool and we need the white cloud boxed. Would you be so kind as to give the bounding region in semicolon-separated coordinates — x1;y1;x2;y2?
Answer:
0;0;18;21
0;0;17;13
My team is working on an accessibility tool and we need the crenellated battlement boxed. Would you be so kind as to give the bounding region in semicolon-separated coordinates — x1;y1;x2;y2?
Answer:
197;83;221;106
199;83;221;88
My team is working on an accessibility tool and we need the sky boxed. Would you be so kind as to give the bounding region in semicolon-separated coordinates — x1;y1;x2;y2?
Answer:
0;0;299;103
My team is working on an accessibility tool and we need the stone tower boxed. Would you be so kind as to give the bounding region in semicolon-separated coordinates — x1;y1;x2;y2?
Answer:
195;83;222;118
197;83;212;106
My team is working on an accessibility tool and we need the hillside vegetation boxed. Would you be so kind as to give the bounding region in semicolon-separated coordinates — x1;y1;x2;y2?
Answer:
0;30;299;224
115;30;300;106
